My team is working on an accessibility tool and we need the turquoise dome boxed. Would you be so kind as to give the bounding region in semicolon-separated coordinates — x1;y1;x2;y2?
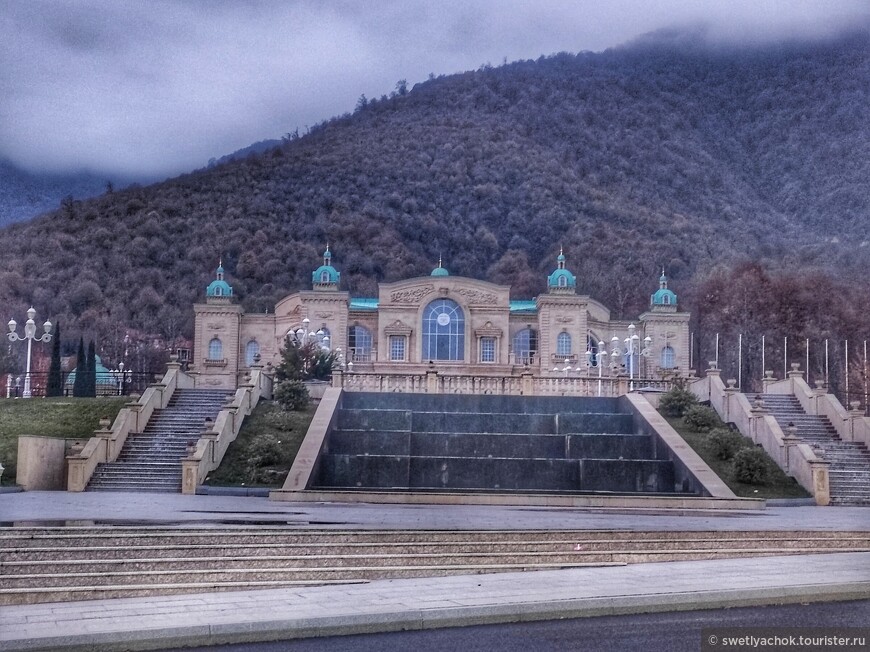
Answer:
312;246;340;286
547;268;576;288
312;264;340;284
651;271;677;306
548;250;575;289
431;256;449;276
206;264;233;298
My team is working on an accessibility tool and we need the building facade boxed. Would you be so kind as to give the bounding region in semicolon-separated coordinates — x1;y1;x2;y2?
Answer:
190;249;690;389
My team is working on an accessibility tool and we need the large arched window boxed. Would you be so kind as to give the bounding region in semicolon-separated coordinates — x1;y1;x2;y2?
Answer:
348;325;372;362
556;332;572;357
208;337;223;361
422;299;465;361
245;340;260;366
513;328;537;365
661;346;676;369
587;334;601;367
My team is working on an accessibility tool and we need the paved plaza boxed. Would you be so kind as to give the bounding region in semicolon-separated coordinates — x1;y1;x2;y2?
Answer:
1;492;869;651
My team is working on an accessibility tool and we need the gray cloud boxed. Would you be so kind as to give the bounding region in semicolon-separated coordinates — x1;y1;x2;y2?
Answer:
1;0;867;178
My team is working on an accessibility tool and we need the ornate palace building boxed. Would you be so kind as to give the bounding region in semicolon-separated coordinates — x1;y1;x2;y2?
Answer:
190;248;690;389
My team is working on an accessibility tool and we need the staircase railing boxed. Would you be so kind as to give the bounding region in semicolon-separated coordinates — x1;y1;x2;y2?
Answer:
765;367;870;450
689;364;831;506
67;358;193;491
181;366;273;494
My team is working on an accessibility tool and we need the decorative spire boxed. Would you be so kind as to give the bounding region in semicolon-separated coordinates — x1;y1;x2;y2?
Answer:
431;255;449;277
548;249;575;293
313;245;340;290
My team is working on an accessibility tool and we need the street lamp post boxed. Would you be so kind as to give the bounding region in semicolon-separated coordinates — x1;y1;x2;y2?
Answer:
585;341;609;397
625;323;640;391
114;361;131;396
7;307;52;398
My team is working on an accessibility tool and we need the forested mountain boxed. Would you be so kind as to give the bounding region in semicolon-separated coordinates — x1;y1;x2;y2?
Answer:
0;29;868;370
0;159;126;227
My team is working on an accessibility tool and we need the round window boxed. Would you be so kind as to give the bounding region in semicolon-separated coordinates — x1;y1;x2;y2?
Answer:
436;313;451;326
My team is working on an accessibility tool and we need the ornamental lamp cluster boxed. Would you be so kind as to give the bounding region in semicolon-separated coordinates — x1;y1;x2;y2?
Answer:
7;307;52;398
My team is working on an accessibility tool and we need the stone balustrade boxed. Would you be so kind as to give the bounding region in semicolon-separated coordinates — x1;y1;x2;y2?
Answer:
689;364;830;505
331;370;673;397
181;367;273;494
67;359;194;492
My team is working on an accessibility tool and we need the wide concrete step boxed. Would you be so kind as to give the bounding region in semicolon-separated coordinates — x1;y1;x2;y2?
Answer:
5;535;868;562
2;527;868;605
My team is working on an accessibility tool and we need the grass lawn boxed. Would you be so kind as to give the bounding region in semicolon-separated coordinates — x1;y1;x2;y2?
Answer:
204;400;316;488
0;397;129;485
664;416;810;499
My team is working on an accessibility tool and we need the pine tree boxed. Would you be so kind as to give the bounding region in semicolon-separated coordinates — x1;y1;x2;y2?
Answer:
72;338;87;397
46;322;62;397
86;339;97;397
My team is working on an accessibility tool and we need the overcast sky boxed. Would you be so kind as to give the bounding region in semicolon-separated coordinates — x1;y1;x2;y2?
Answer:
2;0;868;179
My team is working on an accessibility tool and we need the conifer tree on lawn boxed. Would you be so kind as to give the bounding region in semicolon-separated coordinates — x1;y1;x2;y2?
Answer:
72;337;87;397
86;339;97;397
46;321;62;397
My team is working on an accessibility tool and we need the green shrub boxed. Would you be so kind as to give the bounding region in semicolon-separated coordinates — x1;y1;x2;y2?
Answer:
273;380;309;412
658;387;698;417
683;404;720;432
708;427;747;460
733;447;771;485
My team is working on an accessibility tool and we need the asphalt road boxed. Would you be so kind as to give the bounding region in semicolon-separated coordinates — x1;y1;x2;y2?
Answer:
172;599;870;652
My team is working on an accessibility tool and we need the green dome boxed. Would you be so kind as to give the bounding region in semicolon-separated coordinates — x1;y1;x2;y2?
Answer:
312;264;340;284
431;266;449;277
548;249;575;290
547;268;576;288
651;270;677;306
312;246;340;286
206;263;233;298
651;287;677;306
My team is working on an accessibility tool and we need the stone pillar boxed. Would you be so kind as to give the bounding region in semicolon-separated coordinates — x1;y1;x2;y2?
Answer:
762;370;777;393
181;457;199;495
748;396;767;445
617;374;629;396
847;401;863;443
723;378;739;423
332;370;343;389
521;370;533;396
426;369;439;393
808;458;831;506
166;352;182;372
781;423;800;473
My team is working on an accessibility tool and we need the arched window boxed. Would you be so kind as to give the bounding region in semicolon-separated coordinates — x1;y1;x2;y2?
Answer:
556;332;572;357
214;287;222;296
513;328;537;365
661;345;676;369
245;340;260;366
558;275;567;287
348;325;372;362
422;299;465;361
208;337;223;361
663;295;670;305
587;334;601;367
320;270;330;283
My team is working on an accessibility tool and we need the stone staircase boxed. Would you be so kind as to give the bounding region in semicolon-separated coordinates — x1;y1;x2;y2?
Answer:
760;394;870;505
2;526;868;605
86;389;234;493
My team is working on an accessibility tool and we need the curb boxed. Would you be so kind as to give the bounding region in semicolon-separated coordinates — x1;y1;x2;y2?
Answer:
5;581;869;652
195;485;271;497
